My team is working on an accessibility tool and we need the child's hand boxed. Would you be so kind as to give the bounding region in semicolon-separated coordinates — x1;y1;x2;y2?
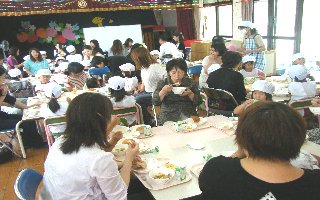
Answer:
106;116;120;134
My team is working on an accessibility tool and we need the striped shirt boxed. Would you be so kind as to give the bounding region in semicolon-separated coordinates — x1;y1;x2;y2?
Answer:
64;72;88;90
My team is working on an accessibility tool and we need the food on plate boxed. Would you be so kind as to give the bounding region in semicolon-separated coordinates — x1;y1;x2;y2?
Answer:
191;116;200;123
122;139;134;145
133;160;147;169
88;88;95;91
181;124;195;130
164;162;176;170
153;173;171;179
136;126;145;134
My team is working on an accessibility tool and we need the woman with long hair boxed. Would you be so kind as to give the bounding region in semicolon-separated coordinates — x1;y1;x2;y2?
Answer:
109;39;124;56
123;38;133;56
24;47;49;75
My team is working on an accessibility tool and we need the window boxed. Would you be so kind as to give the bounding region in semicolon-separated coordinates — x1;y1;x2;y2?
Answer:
217;5;232;37
275;0;296;37
253;0;268;37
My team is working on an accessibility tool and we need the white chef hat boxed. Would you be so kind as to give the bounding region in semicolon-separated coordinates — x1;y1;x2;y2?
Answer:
242;55;256;63
150;50;160;56
252;80;275;95
56;61;69;73
44;83;62;99
55;56;65;61
8;68;21;78
66;45;76;53
239;21;254;29
288;64;308;81
119;63;135;72
36;69;52;78
207;64;220;74
108;76;125;90
80;59;91;67
291;53;305;63
23;55;30;61
40;51;47;55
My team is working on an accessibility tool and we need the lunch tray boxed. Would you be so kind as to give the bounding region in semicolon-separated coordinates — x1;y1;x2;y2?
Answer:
190;163;204;178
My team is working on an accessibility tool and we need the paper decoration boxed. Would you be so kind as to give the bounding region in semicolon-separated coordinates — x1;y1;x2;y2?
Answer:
92;17;104;27
36;28;48;38
46;27;57;37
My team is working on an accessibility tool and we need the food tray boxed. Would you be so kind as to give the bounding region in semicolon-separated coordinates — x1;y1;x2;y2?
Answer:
134;170;192;190
165;120;213;133
190;163;204;178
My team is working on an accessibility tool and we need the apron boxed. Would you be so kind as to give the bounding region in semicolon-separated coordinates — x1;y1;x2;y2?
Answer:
245;35;265;71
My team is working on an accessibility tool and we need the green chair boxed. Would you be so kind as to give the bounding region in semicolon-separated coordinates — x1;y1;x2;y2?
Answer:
112;103;143;126
43;115;66;147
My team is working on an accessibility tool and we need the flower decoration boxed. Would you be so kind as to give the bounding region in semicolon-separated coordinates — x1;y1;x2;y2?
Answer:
72;24;80;31
49;21;57;28
29;25;36;32
65;23;72;29
21;21;31;30
46;27;57;37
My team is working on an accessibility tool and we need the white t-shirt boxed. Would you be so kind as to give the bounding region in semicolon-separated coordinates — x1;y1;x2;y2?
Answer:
240;68;262;78
66;54;82;63
124;77;138;93
110;95;136;108
159;42;180;58
43;137;127;200
288;81;317;100
39;101;69;134
141;63;167;93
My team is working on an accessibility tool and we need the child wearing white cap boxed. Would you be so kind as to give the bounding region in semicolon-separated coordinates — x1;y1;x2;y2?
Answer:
119;63;138;94
234;80;275;114
108;76;136;125
288;65;316;101
39;83;68;139
66;45;82;63
8;68;22;81
150;50;161;63
35;69;55;93
240;55;265;79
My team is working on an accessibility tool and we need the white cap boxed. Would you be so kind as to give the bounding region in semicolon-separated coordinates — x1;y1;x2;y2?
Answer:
23;55;30;61
40;51;47;55
288;64;308;80
119;63;135;72
150;50;160;56
66;45;76;53
36;69;52;78
56;61;69;72
292;53;304;63
108;76;125;90
80;59;91;67
242;55;256;63
8;68;21;78
252;80;275;95
207;64;220;74
239;21;254;29
44;83;62;98
55;56;65;61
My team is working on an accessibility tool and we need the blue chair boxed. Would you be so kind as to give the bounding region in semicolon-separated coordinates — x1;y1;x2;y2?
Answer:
14;168;43;200
187;65;202;76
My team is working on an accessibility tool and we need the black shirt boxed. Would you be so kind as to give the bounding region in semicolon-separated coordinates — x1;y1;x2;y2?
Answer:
206;68;246;104
0;93;16;119
198;156;320;200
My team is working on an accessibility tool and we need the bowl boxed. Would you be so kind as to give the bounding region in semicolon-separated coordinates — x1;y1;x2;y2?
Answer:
111;144;128;157
149;167;175;185
172;87;186;95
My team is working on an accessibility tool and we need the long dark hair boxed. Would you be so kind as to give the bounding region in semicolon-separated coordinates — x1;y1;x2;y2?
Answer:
60;93;113;154
123;38;133;48
173;32;184;43
111;39;123;55
90;39;100;49
29;48;43;62
8;47;19;57
48;98;60;113
110;88;127;102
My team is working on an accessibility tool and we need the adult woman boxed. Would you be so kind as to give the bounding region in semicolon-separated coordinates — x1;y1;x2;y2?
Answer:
207;51;246;104
198;102;320;199
123;38;133;57
42;93;139;199
0;66;43;147
153;59;201;125
54;43;66;58
172;32;186;59
109;39;124;56
239;21;266;71
24;48;49;75
6;47;24;70
131;47;166;125
199;42;227;88
90;39;104;55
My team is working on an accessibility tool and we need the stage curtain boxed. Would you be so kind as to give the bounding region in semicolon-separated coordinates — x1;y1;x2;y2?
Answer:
176;8;195;40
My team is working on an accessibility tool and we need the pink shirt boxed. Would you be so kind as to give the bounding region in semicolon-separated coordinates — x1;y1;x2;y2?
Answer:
6;55;19;70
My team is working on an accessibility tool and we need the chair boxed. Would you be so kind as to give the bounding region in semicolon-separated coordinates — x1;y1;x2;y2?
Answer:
151;93;160;127
0;128;22;157
197;92;208;117
43;115;66;147
187;65;202;83
112;103;143;126
14;168;43;200
288;98;313;110
203;88;238;117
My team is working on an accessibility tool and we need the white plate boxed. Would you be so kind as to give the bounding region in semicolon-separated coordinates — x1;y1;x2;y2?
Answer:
112;125;129;133
133;158;159;174
179;123;197;131
185;117;208;126
216;121;234;130
186;142;205;150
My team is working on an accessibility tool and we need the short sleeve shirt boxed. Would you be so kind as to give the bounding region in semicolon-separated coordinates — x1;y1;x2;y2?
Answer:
24;59;49;75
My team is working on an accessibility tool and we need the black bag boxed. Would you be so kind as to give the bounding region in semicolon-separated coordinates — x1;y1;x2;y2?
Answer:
6;80;34;98
0;143;13;164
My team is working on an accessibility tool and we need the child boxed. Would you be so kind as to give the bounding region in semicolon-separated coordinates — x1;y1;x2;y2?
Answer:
39;83;68;139
234;80;275;115
108;76;136;125
118;63;138;94
86;77;100;89
88;56;110;82
54;61;69;74
66;45;82;63
8;68;21;80
150;50;161;63
288;64;316;101
64;62;88;91
199;64;221;88
35;69;55;93
239;55;265;79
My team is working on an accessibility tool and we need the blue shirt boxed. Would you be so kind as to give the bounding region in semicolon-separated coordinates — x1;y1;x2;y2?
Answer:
88;67;110;76
24;59;49;75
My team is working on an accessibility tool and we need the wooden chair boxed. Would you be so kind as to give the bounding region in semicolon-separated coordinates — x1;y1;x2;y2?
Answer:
43;115;66;147
203;88;238;117
112;103;144;126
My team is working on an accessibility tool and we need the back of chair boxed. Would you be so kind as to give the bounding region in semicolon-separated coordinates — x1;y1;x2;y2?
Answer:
289;98;313;110
14;168;43;200
43;115;66;147
112;103;143;126
203;88;238;111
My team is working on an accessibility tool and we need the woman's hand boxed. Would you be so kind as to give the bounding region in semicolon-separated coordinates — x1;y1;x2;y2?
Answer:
245;99;254;105
180;88;193;97
161;84;173;94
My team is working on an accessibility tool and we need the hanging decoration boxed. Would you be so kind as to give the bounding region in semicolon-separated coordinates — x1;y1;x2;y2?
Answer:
92;17;105;27
16;21;84;45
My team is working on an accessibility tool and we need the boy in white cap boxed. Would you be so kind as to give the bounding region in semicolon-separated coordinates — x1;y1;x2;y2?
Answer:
234;80;275;114
288;65;316;101
66;45;82;63
240;55;265;79
39;83;68;139
150;50;160;63
119;63;138;94
35;69;55;93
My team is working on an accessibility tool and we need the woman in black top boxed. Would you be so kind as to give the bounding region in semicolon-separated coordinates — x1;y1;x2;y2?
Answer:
206;51;246;104
198;102;320;200
90;39;104;55
172;32;186;59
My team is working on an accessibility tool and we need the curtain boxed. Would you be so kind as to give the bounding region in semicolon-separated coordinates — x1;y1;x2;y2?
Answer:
176;8;195;40
241;0;254;21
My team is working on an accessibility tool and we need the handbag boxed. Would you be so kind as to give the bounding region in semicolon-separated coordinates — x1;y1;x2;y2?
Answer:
6;80;34;98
